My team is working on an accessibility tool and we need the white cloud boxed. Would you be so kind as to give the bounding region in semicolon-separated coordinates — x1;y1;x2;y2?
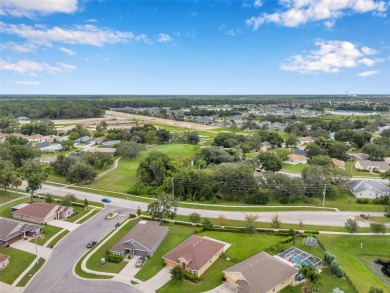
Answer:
324;19;335;29
254;0;263;8
224;29;243;37
86;18;97;23
158;33;172;43
361;46;378;55
0;41;38;53
247;0;388;29
0;0;78;17
58;47;76;55
14;80;41;86
357;70;379;77
0;59;76;76
136;34;153;45
280;40;382;74
0;22;143;47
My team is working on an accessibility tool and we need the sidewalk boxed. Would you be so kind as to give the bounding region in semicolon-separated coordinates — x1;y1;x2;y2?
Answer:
111;256;141;283
135;267;171;293
11;239;52;260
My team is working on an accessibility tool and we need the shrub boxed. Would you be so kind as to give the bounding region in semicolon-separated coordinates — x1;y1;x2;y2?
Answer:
330;259;339;275
171;266;184;281
280;236;294;244
335;266;345;278
357;198;370;204
183;270;201;283
106;254;123;263
280;197;289;204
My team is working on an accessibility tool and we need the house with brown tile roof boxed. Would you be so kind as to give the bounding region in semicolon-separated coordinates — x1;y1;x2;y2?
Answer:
12;202;73;225
223;251;298;293
298;136;315;145
163;235;225;276
332;158;346;169
0;217;42;247
285;154;308;165
0;253;10;271
110;220;169;257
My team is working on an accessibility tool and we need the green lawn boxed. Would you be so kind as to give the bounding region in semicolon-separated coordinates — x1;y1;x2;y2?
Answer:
86;219;140;273
46;229;69;248
282;163;307;173
318;234;390;292
88;144;198;193
0;198;29;218
151;122;192;132
0;247;35;285
32;225;63;246
16;257;45;287
135;224;198;281
0;190;26;204
66;206;92;223
157;232;283;293
345;161;379;178
76;208;100;224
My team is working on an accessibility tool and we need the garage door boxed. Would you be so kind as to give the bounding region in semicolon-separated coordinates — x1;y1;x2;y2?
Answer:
7;235;22;245
134;250;149;257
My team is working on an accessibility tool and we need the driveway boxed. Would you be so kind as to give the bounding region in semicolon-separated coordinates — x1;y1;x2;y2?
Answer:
203;283;235;293
25;206;140;293
136;267;171;293
49;220;80;231
112;256;142;283
11;239;52;260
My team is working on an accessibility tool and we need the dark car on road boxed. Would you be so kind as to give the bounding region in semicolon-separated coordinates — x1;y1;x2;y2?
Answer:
101;198;111;203
87;241;97;248
135;256;147;268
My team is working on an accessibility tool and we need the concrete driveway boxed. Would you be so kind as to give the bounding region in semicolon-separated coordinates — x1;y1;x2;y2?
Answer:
25;206;140;293
50;220;80;231
112;256;142;283
136;267;171;293
203;283;235;293
11;239;52;259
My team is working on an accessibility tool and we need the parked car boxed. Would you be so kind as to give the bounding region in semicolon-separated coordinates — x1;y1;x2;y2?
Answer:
101;198;111;203
135;256;147;268
87;241;97;248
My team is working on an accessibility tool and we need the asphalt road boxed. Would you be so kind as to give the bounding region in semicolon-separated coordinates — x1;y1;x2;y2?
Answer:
36;183;387;228
25;205;140;293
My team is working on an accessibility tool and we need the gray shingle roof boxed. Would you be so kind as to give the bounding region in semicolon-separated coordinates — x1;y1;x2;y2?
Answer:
349;180;390;193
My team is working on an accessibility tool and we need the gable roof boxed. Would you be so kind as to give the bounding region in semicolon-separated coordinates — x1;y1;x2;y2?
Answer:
357;160;390;171
288;154;308;161
349;180;390;194
299;136;314;142
12;202;58;219
223;251;298;293
294;149;308;156
331;158;345;168
111;221;168;253
163;235;225;271
0;217;42;241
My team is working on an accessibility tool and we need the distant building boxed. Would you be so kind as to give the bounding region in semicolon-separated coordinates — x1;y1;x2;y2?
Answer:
349;153;370;161
102;140;121;148
17;116;30;122
332;158;346;169
355;160;390;173
285;154;308;165
349;180;390;199
41;144;63;152
75;136;93;143
298;136;315;145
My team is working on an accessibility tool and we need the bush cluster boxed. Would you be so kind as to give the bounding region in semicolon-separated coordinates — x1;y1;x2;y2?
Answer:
106;254;123;263
325;251;344;278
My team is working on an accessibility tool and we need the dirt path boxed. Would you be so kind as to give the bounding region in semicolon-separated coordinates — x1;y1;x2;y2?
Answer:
97;157;121;178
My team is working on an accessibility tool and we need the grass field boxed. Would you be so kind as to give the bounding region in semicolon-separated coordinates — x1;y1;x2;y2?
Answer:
66;206;92;223
16;257;45;287
0;190;26;204
46;229;69;248
282;163;307;173
0;247;35;285
0;198;29;218
345;161;379;178
318;234;390;292
88;144;198;193
86;219;140;273
135;224;198;281
32;225;63;246
157;231;283;293
76;208;100;224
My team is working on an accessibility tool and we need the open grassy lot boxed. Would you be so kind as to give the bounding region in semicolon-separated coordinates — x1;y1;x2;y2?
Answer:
135;224;198;281
0;247;35;285
318;234;390;292
157;231;283;293
16;257;45;287
88;144;198;193
86;219;140;273
32;225;63;246
282;163;307;173
0;190;26;204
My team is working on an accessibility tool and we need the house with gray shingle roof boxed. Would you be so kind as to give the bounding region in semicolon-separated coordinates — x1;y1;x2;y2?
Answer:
0;217;42;247
349;180;390;199
223;251;298;293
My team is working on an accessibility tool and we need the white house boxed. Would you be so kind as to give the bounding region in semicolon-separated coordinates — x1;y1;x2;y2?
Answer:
349;180;390;199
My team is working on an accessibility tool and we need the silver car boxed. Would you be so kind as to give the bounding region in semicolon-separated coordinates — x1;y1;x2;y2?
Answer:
135;256;147;268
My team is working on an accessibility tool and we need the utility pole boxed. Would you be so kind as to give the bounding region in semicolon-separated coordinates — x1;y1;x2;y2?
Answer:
322;184;327;208
34;233;39;264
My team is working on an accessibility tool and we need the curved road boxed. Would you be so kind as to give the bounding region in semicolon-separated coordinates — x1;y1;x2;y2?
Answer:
37;184;387;228
25;205;140;293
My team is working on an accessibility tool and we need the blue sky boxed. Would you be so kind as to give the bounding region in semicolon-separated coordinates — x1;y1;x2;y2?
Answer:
0;0;389;95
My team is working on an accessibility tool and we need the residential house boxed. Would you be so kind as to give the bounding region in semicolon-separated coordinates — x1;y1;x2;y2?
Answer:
261;141;272;151
0;217;42;247
223;251;298;293
93;136;106;144
34;142;50;149
349;180;390;199
285;154;308;165
110;220;169;257
349;153;370;161
163;235;225;277
75;136;94;143
298;136;315;145
0;254;10;270
355;160;390;173
57;135;69;143
87;147;117;155
332;158;346;169
40;156;57;164
12;202;74;225
17;116;30;122
26;134;45;143
41;144;63;152
102;140;121;148
294;149;308;157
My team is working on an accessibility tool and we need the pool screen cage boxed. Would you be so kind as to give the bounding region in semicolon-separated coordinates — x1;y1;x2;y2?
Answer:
277;246;322;270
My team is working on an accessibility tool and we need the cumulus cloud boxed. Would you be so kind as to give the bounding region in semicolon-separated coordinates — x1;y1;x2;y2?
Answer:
0;22;144;47
0;41;38;53
254;0;263;8
157;33;172;43
357;70;379;77
58;47;76;55
14;80;41;86
247;0;388;29
280;40;382;74
0;0;78;17
0;59;76;76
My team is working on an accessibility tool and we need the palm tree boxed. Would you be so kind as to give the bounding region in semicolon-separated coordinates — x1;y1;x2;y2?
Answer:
299;264;321;292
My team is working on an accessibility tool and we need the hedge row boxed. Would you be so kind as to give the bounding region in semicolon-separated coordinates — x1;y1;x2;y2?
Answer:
106;254;123;263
